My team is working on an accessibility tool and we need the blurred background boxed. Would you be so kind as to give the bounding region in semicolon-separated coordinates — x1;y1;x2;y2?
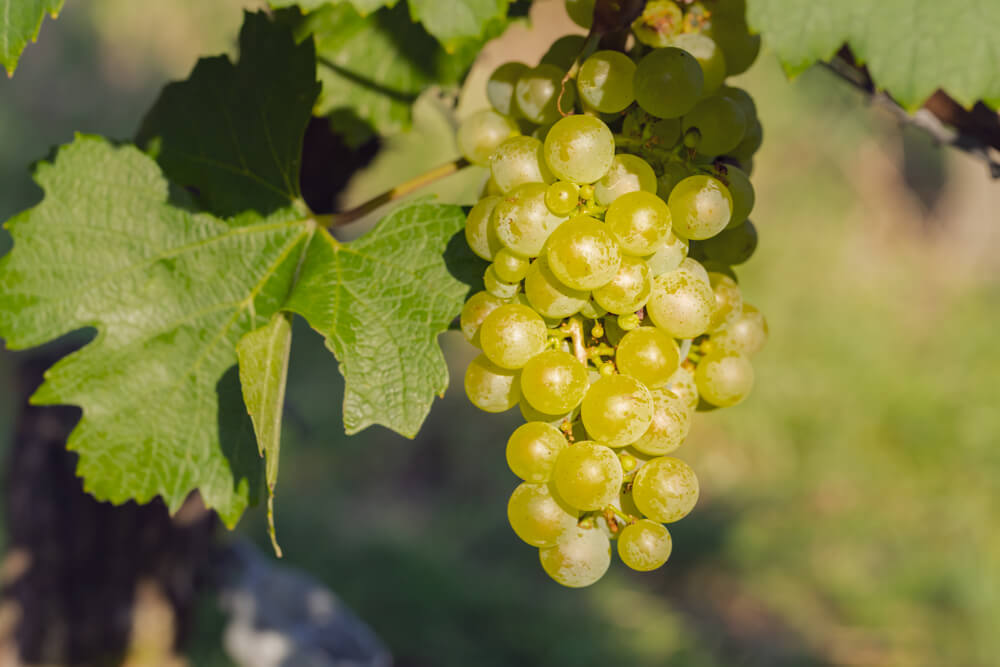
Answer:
1;1;999;665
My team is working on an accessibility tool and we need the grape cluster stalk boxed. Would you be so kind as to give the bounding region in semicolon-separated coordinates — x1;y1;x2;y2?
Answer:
459;0;767;587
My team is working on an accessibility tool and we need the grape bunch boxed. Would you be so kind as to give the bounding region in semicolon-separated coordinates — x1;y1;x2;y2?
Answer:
458;0;767;587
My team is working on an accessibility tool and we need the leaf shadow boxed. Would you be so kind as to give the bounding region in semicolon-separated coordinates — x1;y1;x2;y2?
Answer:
443;228;487;300
216;365;263;508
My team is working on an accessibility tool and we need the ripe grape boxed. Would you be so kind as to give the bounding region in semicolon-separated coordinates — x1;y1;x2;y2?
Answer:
604;190;672;256
682;95;747;156
678;257;711;286
618;519;673;571
695;350;754;407
519;395;572;426
479;303;547;369
594;154;657;207
490;136;554;193
553;441;624;510
646;269;714;338
578;50;636;113
543;115;616;185
508;482;579;547
665;365;699;412
464;354;521;412
668;174;733;240
460;291;505;345
632;388;691;455
581;374;654;447
514;64;576;125
545;215;622;291
592;254;652;314
507;422;569;483
645;230;689;276
668;33;727;95
521;349;589;415
708;271;743;331
523;255;589;319
615;327;679;388
465;195;502;261
488;62;529;116
457;110;521;166
711;303;768;356
493;182;566;257
634;47;704;119
539;526;611;587
483;264;520;299
493;248;530;283
631;456;699;523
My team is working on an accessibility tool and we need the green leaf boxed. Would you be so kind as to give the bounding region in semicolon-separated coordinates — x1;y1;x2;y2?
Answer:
137;10;321;219
407;0;508;52
0;0;62;75
271;0;397;17
237;311;293;556
748;0;1000;109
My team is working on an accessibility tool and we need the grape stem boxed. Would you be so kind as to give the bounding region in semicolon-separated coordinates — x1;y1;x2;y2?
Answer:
561;316;589;365
605;504;635;526
317;157;471;229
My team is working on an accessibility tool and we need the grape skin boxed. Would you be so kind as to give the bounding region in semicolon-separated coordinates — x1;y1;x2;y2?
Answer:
488;62;529;116
539;526;611;588
615;327;679;389
464;195;502;261
618;519;673;571
460;291;506;345
632;388;691;456
594;154;657;207
507;421;569;483
553;441;624;511
605;190;673;256
520;349;589;415
479;303;547;370
634;48;704;119
508;482;579;547
668;175;734;240
646;269;714;339
580;374;654;447
457;110;521;166
711;303;768;356
546;215;622;291
464;354;521;413
592;254;652;315
514;64;577;125
543;115;616;185
578;50;636;114
708;271;743;332
523;255;589;319
493;182;566;258
490;136;554;193
631;456;699;523
668;33;727;95
695;350;754;407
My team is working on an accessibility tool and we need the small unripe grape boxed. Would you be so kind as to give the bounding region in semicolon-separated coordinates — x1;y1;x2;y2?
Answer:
493;248;531;283
577;50;636;114
581;374;654;447
708;271;743;331
632;387;691;455
618;519;673;571
457;110;521;166
545;215;622;291
553;441;624;510
631;456;699;523
668;33;727;95
592;255;652;314
493;182;566;258
539;526;611;587
520;349;589;415
490;136;554;193
464;354;520;412
594;154;657;207
695;351;754;407
616;327;679;388
669;175;733;240
460;291;506;345
543;115;616;185
711;303;767;356
508;482;578;547
514;64;576;125
465;196;502;261
488;62;530;116
545;181;580;216
646;269;714;338
523;255;589;319
507;422;569;483
633;48;703;119
605;190;672;256
479;304;547;369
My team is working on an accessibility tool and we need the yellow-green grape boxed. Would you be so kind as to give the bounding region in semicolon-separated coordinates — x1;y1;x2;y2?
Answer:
579;299;607;320
724;167;755;227
508;482;579;547
632;388;691;455
457;110;521;166
565;0;596;29
730;118;763;161
631;0;683;48
618;519;673;571
479;303;547;369
616;327;679;388
519;395;572;426
543;115;616;185
490;136;554;193
695;350;754;407
493;248;531;283
646;269;714;338
514;293;562;329
708;271;742;331
484;265;520;299
545;181;580;216
604;190;672;256
594;154;657;207
577;50;636;113
633;47;704;119
645;229;689;276
701;219;757;265
668;33;727;95
581;374;654;447
712;303;767;356
540;526;611;587
460;291;506;345
592;255;652;314
681;95;747;156
656;161;692;201
545;215;622;291
679;257;710;286
507;422;569;483
523;255;589;319
666;365;698;412
704;14;761;76
520;349;589;415
631;456;699;523
488;62;529;116
464;354;521;412
493;182;566;258
541;35;588;71
464;196;502;261
668;174;733;240
553;441;624;510
514;64;577;125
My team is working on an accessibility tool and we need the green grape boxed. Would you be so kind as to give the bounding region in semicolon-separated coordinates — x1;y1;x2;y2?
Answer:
541;35;588;71
490;136;554;193
479;303;547;369
553;441;624;510
699;219;757;265
565;0;596;29
493;247;531;283
493;182;566;257
668;174;733;240
508;482;579;547
618;519;672;571
519;395;572;426
616;327;679;388
523;255;589;319
649;118;682;149
457;110;521;167
540;526;611;587
695;350;754;407
465;354;521;412
682;95;747;156
634;47;703;119
666;365;699;412
632;387;691;455
545;181;580;216
545;215;622;291
730;118;762;160
678;257;711;286
645;230;689;276
711;303;767;356
488;62;530;116
514;65;577;125
507;422;569;483
656;161;692;201
460;290;506;345
724;166;755;227
520;349;589;415
604;190;672;256
668;33;727;95
631;456;699;523
465;195;502;261
484;264;520;299
579;299;607;320
718;85;758;126
631;0;683;48
646;269;714;338
581;374;654;447
578;50;636;114
515;293;563;328
594;155;657;207
592;255;652;314
708;271;743;331
543;115;616;185
705;14;761;76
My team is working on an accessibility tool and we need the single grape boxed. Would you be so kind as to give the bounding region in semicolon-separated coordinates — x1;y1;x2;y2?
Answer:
668;174;733;240
604;190;673;256
520;349;589;415
656;161;692;201
479;303;547;369
678;257;711;286
460;291;506;345
483;264;520;299
565;0;596;29
545;215;622;291
523;255;589;318
698;219;757;265
645;230;689;276
553;441;624;510
493;247;531;283
616;327;679;388
464;354;521;412
632;387;691;455
578;50;637;114
631;456;699;523
543;115;616;185
508;482;579;547
465;195;502;261
490;136;554;193
646;269;714;338
665;365;699;412
541;35;588;71
682;95;747;156
730;118;762;160
705;14;761;76
581;374;654;447
711;303;767;356
708;271;743;331
594;154;657;207
718;85;758;127
507;422;569;483
618;519;672;571
493;182;566;257
724;166;755;227
514;64;576;125
457;110;521;167
488;62;530;116
592;254;652;314
545;181;580;216
631;0;683;48
540;525;611;587
634;47;704;119
695;350;754;407
668;33;727;95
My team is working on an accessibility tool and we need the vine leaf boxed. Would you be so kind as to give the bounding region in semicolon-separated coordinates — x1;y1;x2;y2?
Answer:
0;0;63;75
748;0;1000;110
407;0;508;52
